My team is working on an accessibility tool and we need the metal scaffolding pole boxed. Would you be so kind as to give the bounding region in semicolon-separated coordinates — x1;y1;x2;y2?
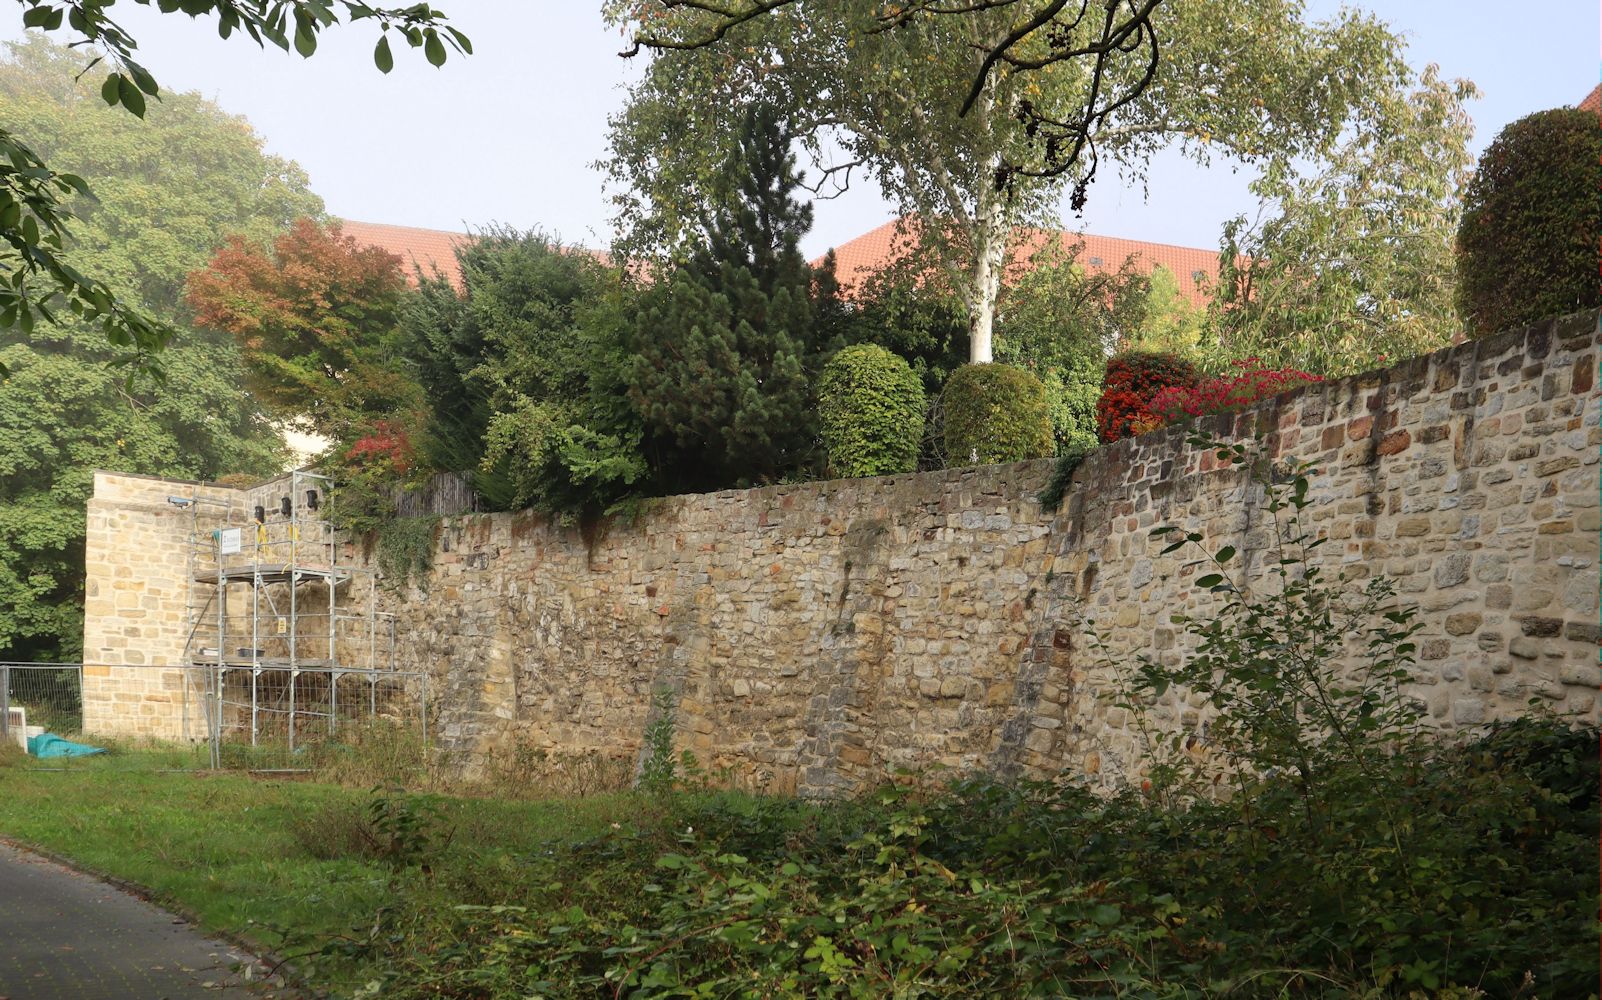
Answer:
250;570;259;746
171;470;414;768
289;572;298;753
213;555;226;770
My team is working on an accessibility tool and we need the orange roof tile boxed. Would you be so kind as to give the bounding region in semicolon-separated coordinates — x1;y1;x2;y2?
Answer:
337;219;470;289
1579;84;1601;115
338;220;617;291
813;217;1221;307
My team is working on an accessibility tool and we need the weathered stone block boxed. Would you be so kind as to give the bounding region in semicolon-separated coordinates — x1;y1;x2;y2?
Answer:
1433;552;1471;588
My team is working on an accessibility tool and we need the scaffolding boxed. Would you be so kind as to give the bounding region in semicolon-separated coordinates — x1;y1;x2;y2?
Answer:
177;470;423;767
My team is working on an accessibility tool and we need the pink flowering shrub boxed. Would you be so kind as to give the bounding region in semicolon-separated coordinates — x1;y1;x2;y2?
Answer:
1147;359;1323;426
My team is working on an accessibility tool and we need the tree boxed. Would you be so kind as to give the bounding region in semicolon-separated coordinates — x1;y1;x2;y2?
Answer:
396;259;487;474
1208;66;1478;375
844;255;970;403
604;0;1411;365
620;0;1162;185
627;106;836;492
993;241;1155;452
1123;265;1203;355
186;217;421;443
1455;107;1602;337
0;36;315;660
454;229;645;520
0;0;467;373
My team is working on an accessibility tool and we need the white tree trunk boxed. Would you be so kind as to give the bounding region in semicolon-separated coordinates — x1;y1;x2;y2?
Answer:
967;181;1007;365
968;256;997;364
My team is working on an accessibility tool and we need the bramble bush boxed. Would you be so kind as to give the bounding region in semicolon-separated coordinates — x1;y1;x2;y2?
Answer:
940;363;1055;466
1145;357;1322;426
817;344;926;478
1097;434;1597;995
346;714;1596;998
1094;350;1199;442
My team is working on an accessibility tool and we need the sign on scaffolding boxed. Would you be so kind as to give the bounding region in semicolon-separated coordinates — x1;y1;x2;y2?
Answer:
218;527;242;555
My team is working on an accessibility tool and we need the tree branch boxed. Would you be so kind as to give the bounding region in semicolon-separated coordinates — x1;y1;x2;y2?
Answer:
624;0;1168;186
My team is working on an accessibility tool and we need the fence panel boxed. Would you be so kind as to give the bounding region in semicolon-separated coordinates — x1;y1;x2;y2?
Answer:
1;663;85;747
3;662;427;771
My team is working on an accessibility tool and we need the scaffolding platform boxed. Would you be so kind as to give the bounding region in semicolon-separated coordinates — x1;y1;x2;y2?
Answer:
189;657;333;670
193;565;350;585
176;469;410;765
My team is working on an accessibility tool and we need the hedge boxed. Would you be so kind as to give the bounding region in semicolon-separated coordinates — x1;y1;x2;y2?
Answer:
940;363;1054;466
1456;107;1602;337
817;344;926;478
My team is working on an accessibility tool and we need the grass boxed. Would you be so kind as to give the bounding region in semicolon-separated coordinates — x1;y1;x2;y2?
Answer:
0;744;652;992
2;722;1590;998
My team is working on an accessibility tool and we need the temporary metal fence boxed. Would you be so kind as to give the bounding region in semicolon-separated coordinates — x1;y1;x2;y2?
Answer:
182;660;430;769
0;663;84;749
2;660;428;770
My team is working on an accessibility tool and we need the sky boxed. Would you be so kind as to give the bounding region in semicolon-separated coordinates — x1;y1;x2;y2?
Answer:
3;3;1597;259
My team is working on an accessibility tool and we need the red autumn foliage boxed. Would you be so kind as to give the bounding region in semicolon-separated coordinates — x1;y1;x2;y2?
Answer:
1147;359;1323;425
1095;351;1200;442
344;419;415;475
186;217;411;436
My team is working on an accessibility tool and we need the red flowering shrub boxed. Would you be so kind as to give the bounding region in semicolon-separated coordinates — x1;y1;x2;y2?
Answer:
1095;351;1200;442
344;420;415;476
1147;359;1323;425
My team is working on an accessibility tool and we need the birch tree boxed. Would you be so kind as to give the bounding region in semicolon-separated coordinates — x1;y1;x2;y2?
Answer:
603;0;1410;364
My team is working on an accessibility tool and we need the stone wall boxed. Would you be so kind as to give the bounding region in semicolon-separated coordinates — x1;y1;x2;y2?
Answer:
83;312;1602;790
79;469;381;740
81;472;237;739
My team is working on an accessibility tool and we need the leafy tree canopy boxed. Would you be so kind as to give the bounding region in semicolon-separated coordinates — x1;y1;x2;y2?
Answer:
0;0;467;374
460;228;645;520
0;35;314;660
1208;65;1478;374
604;0;1413;366
186;216;421;442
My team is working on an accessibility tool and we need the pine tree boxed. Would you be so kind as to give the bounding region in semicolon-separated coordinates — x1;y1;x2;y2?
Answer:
629;106;832;492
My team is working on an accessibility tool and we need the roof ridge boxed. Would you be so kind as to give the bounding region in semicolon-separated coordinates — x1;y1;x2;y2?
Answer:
337;218;471;238
811;216;1221;307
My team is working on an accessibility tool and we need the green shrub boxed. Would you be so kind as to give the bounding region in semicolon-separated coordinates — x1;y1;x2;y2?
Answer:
636;687;680;793
940;363;1054;466
1456;107;1602;336
817;344;926;478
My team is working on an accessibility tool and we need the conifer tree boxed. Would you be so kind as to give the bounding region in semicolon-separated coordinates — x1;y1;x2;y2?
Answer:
628;106;832;492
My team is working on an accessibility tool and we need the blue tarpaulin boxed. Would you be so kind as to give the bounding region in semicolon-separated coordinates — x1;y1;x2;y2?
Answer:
26;733;105;758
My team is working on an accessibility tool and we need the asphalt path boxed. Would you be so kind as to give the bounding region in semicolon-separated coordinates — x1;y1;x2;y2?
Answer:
0;842;281;999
